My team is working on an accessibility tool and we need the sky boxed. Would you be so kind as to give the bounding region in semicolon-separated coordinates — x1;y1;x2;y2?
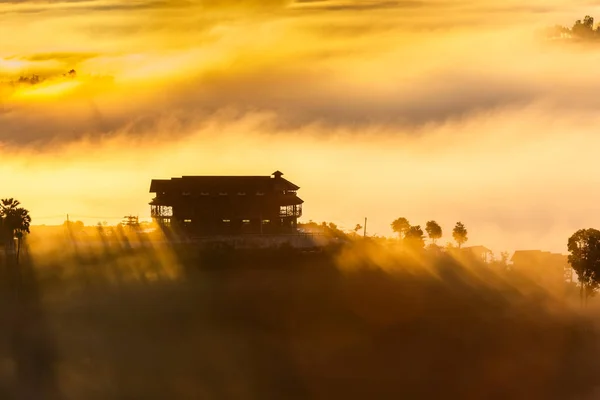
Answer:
2;0;600;253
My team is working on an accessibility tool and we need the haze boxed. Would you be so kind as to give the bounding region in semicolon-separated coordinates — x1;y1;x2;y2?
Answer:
1;0;599;252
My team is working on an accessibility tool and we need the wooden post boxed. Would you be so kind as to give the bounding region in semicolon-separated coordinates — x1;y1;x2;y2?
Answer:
363;217;367;238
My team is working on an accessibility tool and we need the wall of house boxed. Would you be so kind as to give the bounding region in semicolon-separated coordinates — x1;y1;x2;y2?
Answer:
193;234;331;250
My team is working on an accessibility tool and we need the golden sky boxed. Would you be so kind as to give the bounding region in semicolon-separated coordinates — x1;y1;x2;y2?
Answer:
2;0;600;252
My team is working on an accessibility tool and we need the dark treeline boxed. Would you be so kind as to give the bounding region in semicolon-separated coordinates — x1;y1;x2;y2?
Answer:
0;69;77;88
391;217;469;249
545;15;600;41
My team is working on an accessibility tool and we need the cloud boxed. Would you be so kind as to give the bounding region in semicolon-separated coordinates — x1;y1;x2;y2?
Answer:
0;0;290;17
3;0;600;250
15;52;99;63
0;20;584;144
294;0;422;12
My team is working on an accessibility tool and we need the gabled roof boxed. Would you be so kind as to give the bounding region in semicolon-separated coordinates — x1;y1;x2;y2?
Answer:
149;172;300;193
511;250;567;263
511;250;543;262
513;250;544;255
463;245;492;254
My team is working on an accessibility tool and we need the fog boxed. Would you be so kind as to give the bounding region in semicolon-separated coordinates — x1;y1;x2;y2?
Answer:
0;229;596;398
2;0;600;251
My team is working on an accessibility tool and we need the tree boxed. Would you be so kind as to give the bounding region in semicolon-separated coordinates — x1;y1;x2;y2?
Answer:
391;217;410;239
311;221;347;240
354;224;363;237
500;251;510;266
404;225;425;249
425;220;442;244
568;229;600;306
0;198;31;264
545;24;570;39
543;15;600;41
487;252;510;273
572;17;595;39
452;222;468;248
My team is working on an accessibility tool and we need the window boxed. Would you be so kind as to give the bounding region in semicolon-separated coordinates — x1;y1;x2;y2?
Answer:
223;219;231;223
262;220;270;224
184;219;192;223
219;192;228;196
280;205;300;217
182;191;191;196
151;205;173;217
242;219;250;224
256;192;265;196
237;192;246;196
200;192;210;196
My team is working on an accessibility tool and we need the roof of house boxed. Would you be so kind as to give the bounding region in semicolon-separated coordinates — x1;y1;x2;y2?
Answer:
511;250;567;263
150;171;300;193
463;245;492;254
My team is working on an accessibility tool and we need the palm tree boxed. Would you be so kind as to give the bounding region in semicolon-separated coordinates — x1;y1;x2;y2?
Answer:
0;198;31;264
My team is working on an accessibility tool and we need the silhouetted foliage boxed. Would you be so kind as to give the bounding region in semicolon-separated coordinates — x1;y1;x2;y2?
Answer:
445;242;456;251
352;224;363;238
568;229;600;305
544;24;571;38
573;16;596;39
500;251;510;266
323;222;348;239
17;75;41;85
546;15;600;41
404;225;425;249
96;222;109;239
425;220;442;244
391;217;410;239
5;70;77;88
452;222;468;248
298;221;347;240
0;198;31;263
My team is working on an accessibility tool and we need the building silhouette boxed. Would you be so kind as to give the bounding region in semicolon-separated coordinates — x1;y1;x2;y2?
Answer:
462;246;493;263
149;171;303;235
511;250;571;285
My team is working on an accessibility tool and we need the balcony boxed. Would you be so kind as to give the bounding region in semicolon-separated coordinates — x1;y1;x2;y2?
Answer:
279;204;302;218
151;205;173;218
